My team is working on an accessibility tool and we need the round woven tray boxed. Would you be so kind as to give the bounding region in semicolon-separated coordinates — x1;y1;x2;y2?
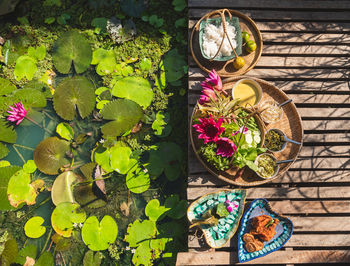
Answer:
190;9;263;77
190;76;304;186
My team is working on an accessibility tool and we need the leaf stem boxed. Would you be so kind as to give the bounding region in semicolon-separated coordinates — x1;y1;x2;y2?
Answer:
40;227;52;255
25;116;53;135
12;145;26;164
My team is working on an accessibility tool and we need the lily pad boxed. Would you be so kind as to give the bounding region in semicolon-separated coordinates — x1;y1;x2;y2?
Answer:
91;48;116;76
82;215;118;251
51;202;86;237
33;137;70;175
0;143;9;159
164;194;187;219
7;170;38;207
52;30;92;74
126;167;150;194
56;122;74;141
0;78;16;95
110;146;136;174
0;238;18;265
27;45;46;61
0;120;17;144
152;111;171;137
53;76;96;121
145;199;170;221
15;244;37;265
83;250;102;266
0;165;21;210
35;251;54;266
93;145;113;173
100;99;143;138
14;55;37;81
163;49;186;83
124;219;157;247
24;216;46;238
51;171;78;206
23;160;37;174
112;76;153;109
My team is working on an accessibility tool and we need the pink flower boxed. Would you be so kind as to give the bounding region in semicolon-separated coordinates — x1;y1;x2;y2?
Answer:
216;137;237;158
205;69;223;92
225;200;239;212
193;115;225;144
232;126;249;136
7;102;28;125
198;81;217;105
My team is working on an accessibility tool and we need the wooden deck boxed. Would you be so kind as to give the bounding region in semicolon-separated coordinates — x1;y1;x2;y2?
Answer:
177;1;350;265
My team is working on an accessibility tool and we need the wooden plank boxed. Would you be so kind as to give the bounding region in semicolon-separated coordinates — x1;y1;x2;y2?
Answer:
189;67;350;80
188;234;350;248
176;250;350;265
188;169;350;185
189;9;350;22
261;45;350;55
187;186;350;200
189;80;350;92
188;0;350;10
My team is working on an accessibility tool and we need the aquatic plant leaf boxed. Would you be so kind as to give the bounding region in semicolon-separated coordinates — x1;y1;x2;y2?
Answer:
14;55;37;81
52;31;92;74
120;0;147;18
12;88;47;109
35;251;54;266
140;58;152;71
91;48;116;75
124;219;157;247
24;216;46;238
15;244;37;265
0;238;18;266
145;199;170;221
93;145;113;173
163;49;186;83
164;194;187;219
0;160;10;167
83;250;102;266
0;120;16;143
0;165;21;210
172;0;186;12
51;171;78;206
152;111;171;137
0;143;9;159
110;146;134;174
100;99;143;138
82;215;118;251
155;60;166;90
23;160;37;174
126;167;150;194
51;202;86;237
53;76;96;120
92;17;107;33
74;182;107;209
112;76;153;109
56;122;74;141
7;170;39;207
132;241;152;266
0;78;16;95
33;137;70;175
27;45;46;61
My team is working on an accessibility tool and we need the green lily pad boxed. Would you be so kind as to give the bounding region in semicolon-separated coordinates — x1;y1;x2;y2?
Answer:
24;216;46;238
93;145;113;173
0;120;17;144
124;219;157;247
51;171;78;206
163;49;186;83
100;99;143;138
132;241;152;266
82;215;118;251
110;146;135;174
33;137;70;175
27;45;46;61
14;55;37;81
56;122;74;141
0;161;10;167
23;160;37;174
0;78;16;95
51;202;86;237
164;194;187;219
152;111;171;137
7;169;37;207
52;30;92;74
0;238;18;266
145;199;170;221
15;244;37;265
0;143;9;160
0;165;21;211
53;76;96;121
91;48;116;76
83;250;102;266
112;76;153;109
126;167;150;194
35;251;54;266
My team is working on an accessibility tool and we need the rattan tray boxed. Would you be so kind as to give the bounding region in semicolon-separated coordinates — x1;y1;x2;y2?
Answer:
190;76;304;186
190;9;263;77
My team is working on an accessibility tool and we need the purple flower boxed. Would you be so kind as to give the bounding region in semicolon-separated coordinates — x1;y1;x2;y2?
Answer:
216;137;237;158
198;82;217;105
193;115;225;144
7;102;28;125
232;126;249;136
205;69;223;92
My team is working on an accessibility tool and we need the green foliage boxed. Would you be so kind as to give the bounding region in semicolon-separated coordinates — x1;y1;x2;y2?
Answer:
35;251;54;266
100;99;143;138
0;238;18;266
163;49;186;83
22;160;36;174
145;199;170;221
57;13;71;25
0;78;16;95
56;122;74;141
27;45;46;61
14;55;37;81
152;111;171;137
172;0;186;12
52;31;92;74
200;143;231;171
110;146;136;174
82;215;118;251
53;76;96;120
126;167;150;194
33;137;70;175
175;18;186;28
164;194;187;219
0;166;21;211
142;15;164;28
15;244;37;264
51;202;86;237
124;220;157;247
83;250;102;266
43;0;61;7
0;120;17;144
112;76;153;109
91;18;107;34
139;58;152;71
0;143;9;160
51;171;78;206
120;0;146;18
91;48;116;76
24;216;46;238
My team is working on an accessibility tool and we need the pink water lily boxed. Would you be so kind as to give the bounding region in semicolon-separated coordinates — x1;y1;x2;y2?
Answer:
232;126;249;136
205;69;223;92
193;115;225;144
216;137;237;158
7;102;28;125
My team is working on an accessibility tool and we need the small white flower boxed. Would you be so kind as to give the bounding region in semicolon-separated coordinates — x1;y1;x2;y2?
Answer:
73;223;78;228
125;246;130;251
131;249;136;254
143;168;148;173
99;139;105;143
78;223;83;228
